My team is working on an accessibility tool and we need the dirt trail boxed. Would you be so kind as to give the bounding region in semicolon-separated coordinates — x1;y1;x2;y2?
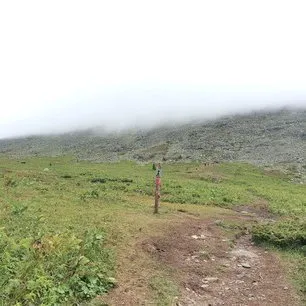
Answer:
102;213;302;306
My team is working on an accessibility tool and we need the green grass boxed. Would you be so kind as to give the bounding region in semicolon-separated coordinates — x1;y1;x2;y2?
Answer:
149;275;179;306
0;156;305;304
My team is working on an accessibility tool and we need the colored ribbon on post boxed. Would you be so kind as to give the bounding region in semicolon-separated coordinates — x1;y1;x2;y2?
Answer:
154;164;162;214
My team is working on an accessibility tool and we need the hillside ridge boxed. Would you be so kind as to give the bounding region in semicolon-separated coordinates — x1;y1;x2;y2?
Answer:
1;109;305;170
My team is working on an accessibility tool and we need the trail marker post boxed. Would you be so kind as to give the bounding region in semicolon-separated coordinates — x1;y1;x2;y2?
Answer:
154;163;162;214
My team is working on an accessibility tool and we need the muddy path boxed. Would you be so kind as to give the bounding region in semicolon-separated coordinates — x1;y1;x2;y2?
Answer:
101;212;302;306
144;218;300;305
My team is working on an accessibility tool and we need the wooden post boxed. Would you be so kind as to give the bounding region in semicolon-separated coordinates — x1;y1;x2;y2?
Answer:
154;164;162;214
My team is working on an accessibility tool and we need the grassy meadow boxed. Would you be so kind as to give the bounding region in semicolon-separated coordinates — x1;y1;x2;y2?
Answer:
0;156;305;305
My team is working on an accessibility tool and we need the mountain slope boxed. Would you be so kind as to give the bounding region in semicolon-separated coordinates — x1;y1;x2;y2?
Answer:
1;109;305;168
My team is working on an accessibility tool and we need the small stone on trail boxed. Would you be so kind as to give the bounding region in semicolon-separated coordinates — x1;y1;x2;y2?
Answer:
283;287;289;290
191;234;205;240
204;277;219;283
241;211;250;215
252;281;259;286
230;249;258;259
242;262;251;268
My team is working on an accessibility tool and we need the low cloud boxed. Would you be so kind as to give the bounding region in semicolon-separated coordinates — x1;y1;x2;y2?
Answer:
1;86;305;139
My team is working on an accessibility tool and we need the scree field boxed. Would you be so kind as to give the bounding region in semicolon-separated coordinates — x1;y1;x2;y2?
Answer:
0;156;305;305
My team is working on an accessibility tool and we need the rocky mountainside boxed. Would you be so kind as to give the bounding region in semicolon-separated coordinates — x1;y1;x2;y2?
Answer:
1;109;305;169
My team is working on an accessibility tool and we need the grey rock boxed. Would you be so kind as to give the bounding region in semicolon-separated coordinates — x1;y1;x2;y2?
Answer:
230;249;259;259
204;277;219;282
241;262;251;268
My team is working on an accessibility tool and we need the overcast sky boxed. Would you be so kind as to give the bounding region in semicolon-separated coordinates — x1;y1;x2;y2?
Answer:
0;0;306;139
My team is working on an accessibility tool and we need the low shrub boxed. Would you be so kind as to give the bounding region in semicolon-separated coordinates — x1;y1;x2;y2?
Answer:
0;228;115;304
252;219;306;250
80;190;99;201
4;177;17;187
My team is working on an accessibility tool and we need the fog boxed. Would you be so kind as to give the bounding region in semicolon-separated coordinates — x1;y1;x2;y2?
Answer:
0;1;306;139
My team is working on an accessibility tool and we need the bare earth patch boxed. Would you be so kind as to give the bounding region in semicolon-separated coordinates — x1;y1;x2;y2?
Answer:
142;217;301;306
101;213;301;306
232;199;275;220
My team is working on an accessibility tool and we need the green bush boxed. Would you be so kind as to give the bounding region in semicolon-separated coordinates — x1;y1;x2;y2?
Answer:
252;219;306;250
4;177;17;187
80;189;99;201
0;228;115;304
